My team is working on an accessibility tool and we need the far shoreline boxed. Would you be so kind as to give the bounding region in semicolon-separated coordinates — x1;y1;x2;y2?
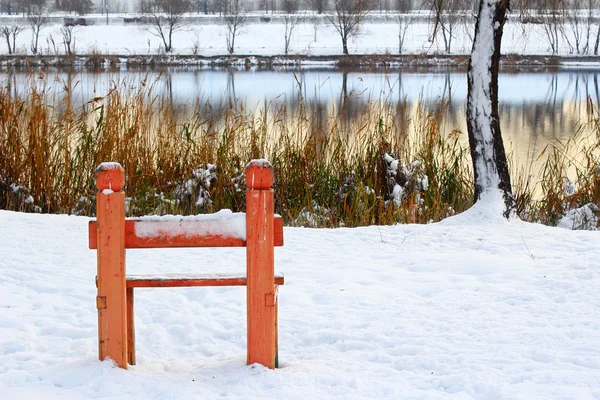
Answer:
2;53;600;72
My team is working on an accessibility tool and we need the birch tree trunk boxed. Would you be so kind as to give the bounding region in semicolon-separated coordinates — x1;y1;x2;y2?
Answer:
467;0;515;218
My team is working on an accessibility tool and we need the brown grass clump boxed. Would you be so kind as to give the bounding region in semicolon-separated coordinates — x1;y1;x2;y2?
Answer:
0;74;475;226
518;105;600;229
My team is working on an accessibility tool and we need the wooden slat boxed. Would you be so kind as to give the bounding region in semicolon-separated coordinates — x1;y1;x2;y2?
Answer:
126;273;285;288
126;288;136;366
246;179;277;368
274;216;284;246
89;217;284;249
95;173;128;369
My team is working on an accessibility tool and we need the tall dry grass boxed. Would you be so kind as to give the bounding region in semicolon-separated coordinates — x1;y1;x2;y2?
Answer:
517;99;600;228
1;74;599;229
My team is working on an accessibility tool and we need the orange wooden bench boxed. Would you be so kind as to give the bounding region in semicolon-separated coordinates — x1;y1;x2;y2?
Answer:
89;160;283;369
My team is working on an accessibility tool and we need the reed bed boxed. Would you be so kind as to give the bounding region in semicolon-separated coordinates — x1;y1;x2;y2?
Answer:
1;74;599;229
518;100;600;229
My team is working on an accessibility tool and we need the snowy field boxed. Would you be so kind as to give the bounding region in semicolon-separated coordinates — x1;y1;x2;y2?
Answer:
1;198;600;399
0;16;587;57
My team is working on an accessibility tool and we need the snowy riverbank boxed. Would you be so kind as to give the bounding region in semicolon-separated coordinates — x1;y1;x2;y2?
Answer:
1;15;599;60
1;204;599;399
3;53;600;70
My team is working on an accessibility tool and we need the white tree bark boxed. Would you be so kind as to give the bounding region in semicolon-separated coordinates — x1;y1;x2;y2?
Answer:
466;0;515;217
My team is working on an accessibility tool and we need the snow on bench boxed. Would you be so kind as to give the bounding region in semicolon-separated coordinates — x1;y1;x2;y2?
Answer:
88;213;284;249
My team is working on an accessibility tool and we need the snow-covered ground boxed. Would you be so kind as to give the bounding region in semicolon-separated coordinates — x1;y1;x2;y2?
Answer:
1;199;599;399
0;16;590;57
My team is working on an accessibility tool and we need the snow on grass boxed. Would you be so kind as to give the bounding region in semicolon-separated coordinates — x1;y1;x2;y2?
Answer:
0;209;599;399
557;204;599;231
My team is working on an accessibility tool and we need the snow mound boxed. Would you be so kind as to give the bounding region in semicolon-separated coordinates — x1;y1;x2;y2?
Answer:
558;203;599;231
439;189;511;226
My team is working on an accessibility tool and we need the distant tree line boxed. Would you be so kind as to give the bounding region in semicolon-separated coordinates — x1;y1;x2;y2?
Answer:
191;0;466;14
3;0;600;55
0;0;93;15
0;0;477;15
3;0;600;16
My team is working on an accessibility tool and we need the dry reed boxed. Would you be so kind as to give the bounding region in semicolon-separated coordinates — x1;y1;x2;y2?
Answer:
1;74;599;229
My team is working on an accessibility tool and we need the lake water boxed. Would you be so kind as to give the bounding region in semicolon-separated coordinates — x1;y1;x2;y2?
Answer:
3;66;598;180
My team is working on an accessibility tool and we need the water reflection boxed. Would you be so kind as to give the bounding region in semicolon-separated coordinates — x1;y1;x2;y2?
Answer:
2;66;597;163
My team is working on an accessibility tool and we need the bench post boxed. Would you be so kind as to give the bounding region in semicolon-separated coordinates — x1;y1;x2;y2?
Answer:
245;160;278;369
95;163;128;369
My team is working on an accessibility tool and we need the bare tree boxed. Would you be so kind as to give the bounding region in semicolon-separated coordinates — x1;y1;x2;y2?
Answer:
137;0;151;13
590;0;600;54
1;0;16;14
554;0;600;54
325;0;375;55
146;0;193;53
282;0;301;13
196;0;217;13
393;0;411;12
18;0;47;15
259;0;275;13
61;26;76;55
214;0;229;15
513;0;566;54
425;0;471;54
393;0;412;54
27;2;49;55
282;0;304;54
1;25;24;54
466;0;515;217
539;0;564;54
284;16;304;54
560;0;584;54
395;14;411;54
560;0;594;55
582;0;600;55
392;0;413;11
224;0;246;54
309;0;326;14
